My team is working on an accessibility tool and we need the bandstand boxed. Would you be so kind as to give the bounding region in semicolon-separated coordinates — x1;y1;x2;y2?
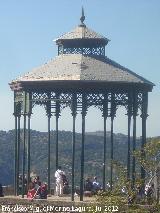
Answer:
9;10;154;201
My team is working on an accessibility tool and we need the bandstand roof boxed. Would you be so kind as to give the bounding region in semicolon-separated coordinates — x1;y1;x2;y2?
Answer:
10;10;154;92
11;54;153;85
10;54;154;92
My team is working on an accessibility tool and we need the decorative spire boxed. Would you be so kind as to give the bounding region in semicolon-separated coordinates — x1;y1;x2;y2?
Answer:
80;7;85;26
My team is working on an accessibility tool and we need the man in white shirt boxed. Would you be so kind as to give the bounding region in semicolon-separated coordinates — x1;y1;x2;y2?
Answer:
92;176;102;193
55;166;65;196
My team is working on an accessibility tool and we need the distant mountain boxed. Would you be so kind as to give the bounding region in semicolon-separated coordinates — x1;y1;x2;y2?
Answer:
0;130;157;187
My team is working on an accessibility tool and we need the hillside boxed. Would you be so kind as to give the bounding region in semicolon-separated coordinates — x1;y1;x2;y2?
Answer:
0;129;151;187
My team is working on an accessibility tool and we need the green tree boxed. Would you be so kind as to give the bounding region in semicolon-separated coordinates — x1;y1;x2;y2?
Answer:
134;138;160;175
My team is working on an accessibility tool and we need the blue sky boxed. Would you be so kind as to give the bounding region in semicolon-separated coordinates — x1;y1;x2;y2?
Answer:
0;0;159;136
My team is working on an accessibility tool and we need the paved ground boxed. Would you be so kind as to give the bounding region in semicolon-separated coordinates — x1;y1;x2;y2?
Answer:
1;195;96;203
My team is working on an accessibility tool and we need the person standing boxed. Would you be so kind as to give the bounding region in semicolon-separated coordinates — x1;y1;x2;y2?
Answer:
55;166;65;196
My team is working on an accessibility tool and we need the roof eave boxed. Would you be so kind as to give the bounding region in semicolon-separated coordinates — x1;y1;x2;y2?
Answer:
56;38;110;46
9;80;154;92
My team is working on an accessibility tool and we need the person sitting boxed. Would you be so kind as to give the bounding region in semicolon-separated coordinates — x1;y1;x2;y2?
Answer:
84;177;93;196
30;176;41;199
33;176;41;198
84;177;93;191
40;183;48;199
27;182;36;200
34;176;41;188
62;174;69;194
92;176;102;194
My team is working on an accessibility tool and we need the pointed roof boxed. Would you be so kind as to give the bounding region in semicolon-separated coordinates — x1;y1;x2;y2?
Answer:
9;9;154;91
10;54;154;87
55;25;109;45
55;7;109;45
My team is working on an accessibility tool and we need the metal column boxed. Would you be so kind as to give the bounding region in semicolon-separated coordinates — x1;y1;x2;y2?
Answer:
46;93;52;194
110;116;114;190
103;93;108;191
48;114;51;194
141;92;148;179
22;92;27;198
132;92;137;188
103;116;107;191
55;115;59;170
71;93;77;201
14;114;18;196
127;114;131;179
80;93;87;201
27;114;31;188
127;92;132;179
110;93;115;191
17;115;21;195
55;98;60;170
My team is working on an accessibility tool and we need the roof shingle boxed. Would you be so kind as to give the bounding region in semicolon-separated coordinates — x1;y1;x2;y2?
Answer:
55;25;109;43
11;54;153;86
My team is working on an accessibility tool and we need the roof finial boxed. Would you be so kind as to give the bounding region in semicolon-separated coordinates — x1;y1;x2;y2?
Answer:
80;6;85;26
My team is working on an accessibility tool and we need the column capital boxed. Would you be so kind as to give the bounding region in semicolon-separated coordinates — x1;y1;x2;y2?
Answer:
140;92;148;119
71;93;77;117
140;113;148;119
55;101;61;118
47;113;52;118
102;93;108;118
81;93;87;117
110;93;116;119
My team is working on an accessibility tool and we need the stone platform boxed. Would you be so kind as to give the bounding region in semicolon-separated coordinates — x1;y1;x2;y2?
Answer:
0;196;96;213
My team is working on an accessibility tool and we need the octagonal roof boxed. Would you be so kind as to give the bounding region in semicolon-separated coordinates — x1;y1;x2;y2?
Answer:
10;54;153;86
55;25;109;45
9;10;154;92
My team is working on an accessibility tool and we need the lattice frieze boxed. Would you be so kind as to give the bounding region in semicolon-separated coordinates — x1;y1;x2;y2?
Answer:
137;93;143;111
59;93;72;111
107;93;112;102
30;91;145;117
32;92;49;108
92;47;105;55
82;47;92;55
50;92;56;99
76;93;82;112
97;105;104;113
32;92;48;101
87;93;104;106
115;93;128;106
73;48;82;54
59;46;105;56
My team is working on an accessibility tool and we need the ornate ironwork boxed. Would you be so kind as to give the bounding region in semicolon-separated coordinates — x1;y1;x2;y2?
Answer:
80;7;85;25
60;46;105;56
14;90;146;119
137;92;143;111
13;88;150;200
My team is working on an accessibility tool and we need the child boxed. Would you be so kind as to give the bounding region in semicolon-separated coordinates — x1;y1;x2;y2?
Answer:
27;182;36;200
